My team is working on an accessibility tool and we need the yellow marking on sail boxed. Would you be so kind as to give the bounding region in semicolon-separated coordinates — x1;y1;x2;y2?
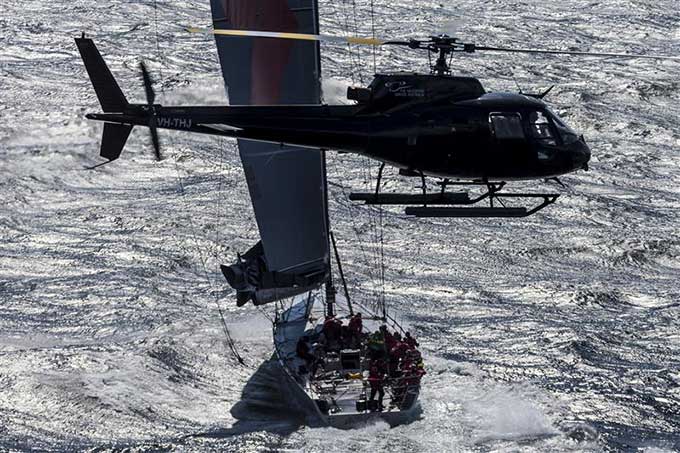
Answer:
186;27;385;46
269;32;318;41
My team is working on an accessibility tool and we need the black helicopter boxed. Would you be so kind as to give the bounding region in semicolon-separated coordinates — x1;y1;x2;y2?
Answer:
76;31;677;218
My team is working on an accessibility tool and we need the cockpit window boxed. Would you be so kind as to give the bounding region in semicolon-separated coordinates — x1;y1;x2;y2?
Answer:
489;113;524;140
547;108;572;130
547;108;580;145
528;111;557;146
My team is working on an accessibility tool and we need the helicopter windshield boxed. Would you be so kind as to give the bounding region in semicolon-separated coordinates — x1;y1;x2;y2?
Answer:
546;108;580;145
528;111;557;146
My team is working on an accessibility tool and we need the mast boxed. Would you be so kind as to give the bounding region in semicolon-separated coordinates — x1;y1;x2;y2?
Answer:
315;0;336;319
331;231;353;316
322;149;336;318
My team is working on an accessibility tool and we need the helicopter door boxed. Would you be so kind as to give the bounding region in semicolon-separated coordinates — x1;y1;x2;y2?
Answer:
489;113;532;166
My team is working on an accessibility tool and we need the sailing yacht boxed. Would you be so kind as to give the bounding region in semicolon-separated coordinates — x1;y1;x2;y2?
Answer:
211;0;424;427
270;293;423;427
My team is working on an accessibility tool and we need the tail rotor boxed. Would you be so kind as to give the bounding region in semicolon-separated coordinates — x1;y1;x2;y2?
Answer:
140;62;162;161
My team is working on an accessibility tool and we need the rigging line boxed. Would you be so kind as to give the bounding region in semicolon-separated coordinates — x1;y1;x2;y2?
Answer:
257;304;275;325
357;156;382;313
152;6;244;366
341;0;356;85
213;138;228;256
378;202;386;318
173;160;245;366
353;156;382;309
153;0;165;97
369;0;377;73
366;160;384;310
349;0;364;84
328;158;377;296
344;0;362;86
211;139;248;362
372;163;386;315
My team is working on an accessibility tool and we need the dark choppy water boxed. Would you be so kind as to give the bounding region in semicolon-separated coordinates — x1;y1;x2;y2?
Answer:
1;0;679;451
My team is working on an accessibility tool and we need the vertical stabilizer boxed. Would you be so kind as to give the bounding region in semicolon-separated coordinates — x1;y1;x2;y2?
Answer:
75;37;128;113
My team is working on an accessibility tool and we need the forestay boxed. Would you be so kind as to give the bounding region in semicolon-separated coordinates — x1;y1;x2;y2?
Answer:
211;0;329;304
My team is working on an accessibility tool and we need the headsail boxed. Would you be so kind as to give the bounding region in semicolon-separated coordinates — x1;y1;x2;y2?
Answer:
211;0;329;305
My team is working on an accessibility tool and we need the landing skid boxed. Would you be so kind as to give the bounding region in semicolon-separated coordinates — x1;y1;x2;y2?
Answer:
349;165;560;218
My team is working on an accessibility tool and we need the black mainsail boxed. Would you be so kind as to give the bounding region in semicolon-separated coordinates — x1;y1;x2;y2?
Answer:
211;0;330;306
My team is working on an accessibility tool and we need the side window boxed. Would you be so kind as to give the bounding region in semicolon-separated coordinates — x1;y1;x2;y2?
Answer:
528;111;557;146
489;113;525;140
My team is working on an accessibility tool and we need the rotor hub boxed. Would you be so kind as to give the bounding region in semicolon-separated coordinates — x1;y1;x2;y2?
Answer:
402;35;478;75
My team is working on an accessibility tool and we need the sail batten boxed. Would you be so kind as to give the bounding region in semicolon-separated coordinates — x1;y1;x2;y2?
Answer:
211;0;328;304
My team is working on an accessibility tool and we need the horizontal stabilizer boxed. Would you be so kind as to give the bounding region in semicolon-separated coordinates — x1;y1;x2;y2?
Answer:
75;37;128;112
100;123;133;161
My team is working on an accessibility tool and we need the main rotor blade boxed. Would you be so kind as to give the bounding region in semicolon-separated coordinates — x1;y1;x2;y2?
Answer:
474;45;680;61
187;27;680;61
186;27;388;46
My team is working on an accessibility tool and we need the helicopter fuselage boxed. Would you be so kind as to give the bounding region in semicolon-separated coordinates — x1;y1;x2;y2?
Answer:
88;73;591;181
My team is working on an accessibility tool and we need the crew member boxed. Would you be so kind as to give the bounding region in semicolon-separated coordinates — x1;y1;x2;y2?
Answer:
323;316;343;351
397;363;426;409
381;325;396;352
404;331;419;349
389;339;410;377
367;360;386;412
348;312;363;348
368;329;386;360
349;312;362;335
296;336;319;375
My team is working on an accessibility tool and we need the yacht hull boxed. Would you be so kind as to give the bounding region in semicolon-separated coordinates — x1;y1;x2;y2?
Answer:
272;295;422;429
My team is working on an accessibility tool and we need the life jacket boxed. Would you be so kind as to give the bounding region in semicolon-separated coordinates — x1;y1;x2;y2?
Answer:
368;331;385;351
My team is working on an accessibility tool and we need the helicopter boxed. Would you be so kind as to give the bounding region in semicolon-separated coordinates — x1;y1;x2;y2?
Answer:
76;30;678;218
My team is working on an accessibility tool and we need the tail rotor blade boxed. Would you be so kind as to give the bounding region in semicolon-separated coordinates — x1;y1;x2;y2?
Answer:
140;62;162;161
140;62;156;105
149;117;161;161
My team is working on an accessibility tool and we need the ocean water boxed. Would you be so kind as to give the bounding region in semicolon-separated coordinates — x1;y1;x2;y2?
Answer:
1;0;679;451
